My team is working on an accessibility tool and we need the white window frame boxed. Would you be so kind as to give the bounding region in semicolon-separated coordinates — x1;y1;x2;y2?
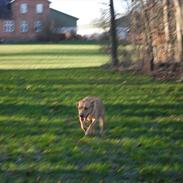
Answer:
3;20;15;32
20;21;29;33
34;20;42;32
36;4;44;14
20;3;28;14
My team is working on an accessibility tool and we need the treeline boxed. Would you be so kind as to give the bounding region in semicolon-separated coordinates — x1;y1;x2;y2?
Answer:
129;0;183;73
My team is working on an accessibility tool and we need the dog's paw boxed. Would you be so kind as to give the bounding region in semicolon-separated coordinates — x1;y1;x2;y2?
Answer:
85;130;93;136
85;131;89;136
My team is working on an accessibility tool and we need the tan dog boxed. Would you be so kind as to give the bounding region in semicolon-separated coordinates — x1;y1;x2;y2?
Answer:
77;96;105;136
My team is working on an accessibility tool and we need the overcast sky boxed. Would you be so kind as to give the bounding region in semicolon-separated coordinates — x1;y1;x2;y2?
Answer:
50;0;129;29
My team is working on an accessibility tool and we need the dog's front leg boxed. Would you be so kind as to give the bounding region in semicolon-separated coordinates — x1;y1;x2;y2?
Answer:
79;120;86;132
85;119;97;136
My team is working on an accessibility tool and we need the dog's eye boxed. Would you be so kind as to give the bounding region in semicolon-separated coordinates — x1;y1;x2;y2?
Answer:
84;107;88;110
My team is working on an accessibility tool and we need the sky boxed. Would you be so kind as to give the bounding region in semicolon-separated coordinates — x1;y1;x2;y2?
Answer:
50;0;129;35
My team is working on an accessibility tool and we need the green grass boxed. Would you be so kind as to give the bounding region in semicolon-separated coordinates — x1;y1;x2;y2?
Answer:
0;43;107;69
0;43;183;182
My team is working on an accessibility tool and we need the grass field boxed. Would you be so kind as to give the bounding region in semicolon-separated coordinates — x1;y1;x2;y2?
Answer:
0;43;107;69
0;43;183;183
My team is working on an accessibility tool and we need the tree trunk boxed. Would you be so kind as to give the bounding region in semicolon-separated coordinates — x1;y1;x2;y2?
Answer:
173;0;183;63
163;0;171;59
181;1;183;35
130;0;137;44
139;0;154;71
110;0;118;67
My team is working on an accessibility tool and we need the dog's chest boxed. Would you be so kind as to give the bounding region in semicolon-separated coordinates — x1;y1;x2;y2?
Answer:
84;115;93;126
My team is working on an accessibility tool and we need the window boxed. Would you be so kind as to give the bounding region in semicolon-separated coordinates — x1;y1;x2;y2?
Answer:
20;3;28;14
34;21;42;32
20;21;29;32
36;4;44;13
3;21;15;32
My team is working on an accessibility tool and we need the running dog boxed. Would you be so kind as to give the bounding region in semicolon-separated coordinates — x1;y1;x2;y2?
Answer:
76;96;105;136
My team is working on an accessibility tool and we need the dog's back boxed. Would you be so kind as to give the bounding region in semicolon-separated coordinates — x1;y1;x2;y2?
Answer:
83;96;104;118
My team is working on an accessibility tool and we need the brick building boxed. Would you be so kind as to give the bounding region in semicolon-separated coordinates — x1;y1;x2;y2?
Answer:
0;0;78;41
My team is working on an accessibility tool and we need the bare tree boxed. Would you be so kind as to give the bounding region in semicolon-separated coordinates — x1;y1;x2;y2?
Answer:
110;0;119;67
128;0;183;80
92;6;110;32
173;0;183;63
163;0;171;58
139;0;155;71
130;0;138;44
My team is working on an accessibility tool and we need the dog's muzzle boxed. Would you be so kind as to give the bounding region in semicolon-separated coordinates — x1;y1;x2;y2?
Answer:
80;113;90;122
80;115;85;122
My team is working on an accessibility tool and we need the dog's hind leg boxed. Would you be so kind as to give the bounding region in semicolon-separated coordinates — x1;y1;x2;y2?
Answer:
99;117;104;135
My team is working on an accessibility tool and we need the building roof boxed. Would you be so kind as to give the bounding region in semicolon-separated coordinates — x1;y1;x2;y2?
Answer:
0;0;12;19
116;14;130;28
50;8;79;21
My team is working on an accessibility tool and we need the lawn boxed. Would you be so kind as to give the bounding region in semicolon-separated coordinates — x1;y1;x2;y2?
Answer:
0;43;183;183
0;43;107;69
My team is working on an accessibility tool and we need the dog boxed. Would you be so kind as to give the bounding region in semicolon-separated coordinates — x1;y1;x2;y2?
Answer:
76;96;105;136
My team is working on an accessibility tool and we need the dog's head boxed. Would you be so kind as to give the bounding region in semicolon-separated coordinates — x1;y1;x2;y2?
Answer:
77;99;94;122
